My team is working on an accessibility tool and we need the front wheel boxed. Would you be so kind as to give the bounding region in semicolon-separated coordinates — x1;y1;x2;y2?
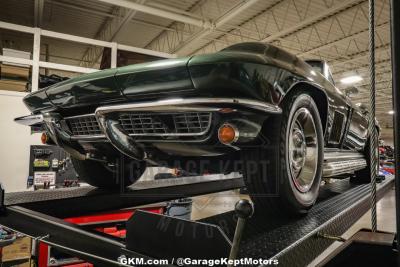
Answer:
71;158;146;189
243;92;324;215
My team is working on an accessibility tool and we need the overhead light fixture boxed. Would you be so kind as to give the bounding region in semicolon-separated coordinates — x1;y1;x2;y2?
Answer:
340;75;363;84
388;110;395;115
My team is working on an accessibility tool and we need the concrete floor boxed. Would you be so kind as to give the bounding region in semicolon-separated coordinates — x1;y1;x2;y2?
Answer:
190;186;397;266
309;186;397;266
191;189;245;220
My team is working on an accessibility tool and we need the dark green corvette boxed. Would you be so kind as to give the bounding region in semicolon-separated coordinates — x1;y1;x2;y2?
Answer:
16;42;373;214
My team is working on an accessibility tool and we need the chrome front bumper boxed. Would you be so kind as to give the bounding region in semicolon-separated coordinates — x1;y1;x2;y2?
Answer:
14;114;44;126
94;98;282;115
15;98;282;161
15;112;87;160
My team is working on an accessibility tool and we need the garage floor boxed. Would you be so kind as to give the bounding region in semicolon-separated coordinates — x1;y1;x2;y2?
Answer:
190;186;397;266
309;186;397;266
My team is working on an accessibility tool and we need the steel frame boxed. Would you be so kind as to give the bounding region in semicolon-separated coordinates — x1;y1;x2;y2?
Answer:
272;177;393;266
390;0;400;259
0;174;244;266
0;173;394;267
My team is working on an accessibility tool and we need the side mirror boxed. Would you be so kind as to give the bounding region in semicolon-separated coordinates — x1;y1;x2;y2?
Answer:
356;103;369;115
343;86;359;97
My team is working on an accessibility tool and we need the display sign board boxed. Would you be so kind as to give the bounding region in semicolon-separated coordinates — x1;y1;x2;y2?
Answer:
29;145;78;189
34;171;56;185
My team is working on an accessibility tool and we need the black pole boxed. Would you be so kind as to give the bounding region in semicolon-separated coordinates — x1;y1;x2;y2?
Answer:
390;0;400;258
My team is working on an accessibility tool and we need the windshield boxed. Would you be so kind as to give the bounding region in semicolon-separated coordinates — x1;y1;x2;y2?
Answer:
305;60;335;85
306;60;324;75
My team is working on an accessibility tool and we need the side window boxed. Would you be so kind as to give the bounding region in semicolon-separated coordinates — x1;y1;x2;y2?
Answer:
327;67;335;85
305;60;324;75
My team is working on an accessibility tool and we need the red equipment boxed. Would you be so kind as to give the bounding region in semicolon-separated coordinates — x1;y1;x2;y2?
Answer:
37;206;164;267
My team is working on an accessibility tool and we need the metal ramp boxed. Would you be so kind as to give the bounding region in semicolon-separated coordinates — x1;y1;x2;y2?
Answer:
0;174;394;266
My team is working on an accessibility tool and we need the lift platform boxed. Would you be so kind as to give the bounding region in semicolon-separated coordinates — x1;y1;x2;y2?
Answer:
0;173;395;267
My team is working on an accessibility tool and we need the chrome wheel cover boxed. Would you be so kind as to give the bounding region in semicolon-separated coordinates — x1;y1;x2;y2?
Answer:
288;108;318;193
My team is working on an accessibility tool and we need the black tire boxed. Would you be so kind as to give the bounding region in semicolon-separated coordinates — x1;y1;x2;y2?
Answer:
242;91;324;215
71;158;146;189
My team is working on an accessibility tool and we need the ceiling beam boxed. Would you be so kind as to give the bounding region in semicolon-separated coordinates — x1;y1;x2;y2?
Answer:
108;6;142;42
298;21;389;57
358;78;392;88
47;0;199;37
95;0;213;29
80;0;147;67
190;0;366;56
333;58;391;76
261;0;366;43
47;0;116;18
145;1;204;20
173;0;261;54
330;44;390;67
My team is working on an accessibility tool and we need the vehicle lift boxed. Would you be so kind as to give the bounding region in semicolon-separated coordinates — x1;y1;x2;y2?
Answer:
0;171;395;266
2;1;400;265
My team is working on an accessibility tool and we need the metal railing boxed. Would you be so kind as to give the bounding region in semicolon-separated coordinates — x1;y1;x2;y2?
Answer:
0;21;177;92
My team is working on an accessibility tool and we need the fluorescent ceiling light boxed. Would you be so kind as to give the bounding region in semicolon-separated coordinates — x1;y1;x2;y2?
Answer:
388;110;395;115
340;75;363;84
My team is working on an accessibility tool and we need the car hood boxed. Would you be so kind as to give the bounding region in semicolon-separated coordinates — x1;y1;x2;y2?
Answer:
23;57;192;112
23;51;282;113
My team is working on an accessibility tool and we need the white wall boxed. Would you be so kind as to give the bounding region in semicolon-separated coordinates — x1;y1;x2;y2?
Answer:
0;90;41;192
0;90;170;191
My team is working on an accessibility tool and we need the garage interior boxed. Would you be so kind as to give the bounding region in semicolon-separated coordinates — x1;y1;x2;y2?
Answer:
0;0;399;266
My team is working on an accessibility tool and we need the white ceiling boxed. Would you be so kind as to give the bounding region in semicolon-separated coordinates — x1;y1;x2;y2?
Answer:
0;0;393;128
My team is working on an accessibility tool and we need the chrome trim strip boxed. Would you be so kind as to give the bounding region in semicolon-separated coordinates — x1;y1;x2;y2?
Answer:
65;112;213;138
14;114;44;126
64;113;97;120
323;158;367;177
42;113;86;160
97;116;144;160
95;98;282;115
70;135;106;140
62;98;280;140
323;151;364;162
64;114;106;139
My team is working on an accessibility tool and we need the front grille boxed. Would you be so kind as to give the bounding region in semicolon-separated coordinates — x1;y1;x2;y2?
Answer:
66;115;103;136
118;112;212;136
65;112;212;139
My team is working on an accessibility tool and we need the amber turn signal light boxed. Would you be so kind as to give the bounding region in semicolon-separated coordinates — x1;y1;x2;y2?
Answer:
218;124;238;145
41;132;48;144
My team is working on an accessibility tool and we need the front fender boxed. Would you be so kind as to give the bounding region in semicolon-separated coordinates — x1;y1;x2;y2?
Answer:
281;80;331;137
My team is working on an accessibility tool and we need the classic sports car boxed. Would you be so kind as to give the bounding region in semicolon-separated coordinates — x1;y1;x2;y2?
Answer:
16;42;374;214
